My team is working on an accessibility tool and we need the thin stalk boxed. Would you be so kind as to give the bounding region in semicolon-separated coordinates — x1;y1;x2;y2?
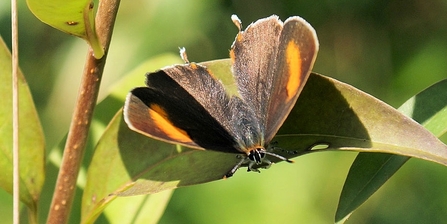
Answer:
11;0;20;223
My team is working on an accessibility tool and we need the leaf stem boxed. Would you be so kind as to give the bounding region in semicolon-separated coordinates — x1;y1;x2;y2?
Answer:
46;0;120;223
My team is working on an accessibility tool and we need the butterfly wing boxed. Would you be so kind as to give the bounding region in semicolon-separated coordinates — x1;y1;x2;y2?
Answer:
231;15;319;143
264;16;319;142
124;65;242;153
230;15;282;146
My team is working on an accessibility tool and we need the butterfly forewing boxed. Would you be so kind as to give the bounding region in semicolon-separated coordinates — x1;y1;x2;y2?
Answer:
230;15;282;142
230;15;318;144
264;16;319;142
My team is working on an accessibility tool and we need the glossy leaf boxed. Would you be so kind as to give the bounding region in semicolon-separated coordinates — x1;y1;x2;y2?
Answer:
0;37;45;212
82;58;447;223
277;70;447;163
335;78;447;223
26;0;104;58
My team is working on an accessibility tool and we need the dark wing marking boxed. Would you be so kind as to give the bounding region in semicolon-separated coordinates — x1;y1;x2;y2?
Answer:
155;63;262;153
124;69;241;153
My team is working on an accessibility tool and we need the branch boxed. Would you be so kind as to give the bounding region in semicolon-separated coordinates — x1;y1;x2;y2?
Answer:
47;0;121;223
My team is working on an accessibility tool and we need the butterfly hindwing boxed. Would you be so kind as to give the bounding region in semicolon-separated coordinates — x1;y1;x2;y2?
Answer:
124;67;241;153
124;87;199;148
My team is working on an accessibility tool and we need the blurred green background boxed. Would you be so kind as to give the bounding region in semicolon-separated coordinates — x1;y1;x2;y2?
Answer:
1;0;447;223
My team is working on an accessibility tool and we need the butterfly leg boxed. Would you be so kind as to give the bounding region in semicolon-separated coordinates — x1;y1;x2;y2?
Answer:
225;156;247;178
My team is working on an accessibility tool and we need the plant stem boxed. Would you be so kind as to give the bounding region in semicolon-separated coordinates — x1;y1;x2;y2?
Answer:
46;0;120;223
11;0;19;223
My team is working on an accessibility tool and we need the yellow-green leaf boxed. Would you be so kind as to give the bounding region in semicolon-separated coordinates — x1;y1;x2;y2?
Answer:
26;0;103;58
0;37;45;213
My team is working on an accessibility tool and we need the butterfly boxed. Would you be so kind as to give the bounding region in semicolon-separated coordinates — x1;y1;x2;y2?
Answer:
124;14;319;177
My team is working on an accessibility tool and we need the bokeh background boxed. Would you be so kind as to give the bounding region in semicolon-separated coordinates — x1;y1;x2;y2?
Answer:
1;0;447;223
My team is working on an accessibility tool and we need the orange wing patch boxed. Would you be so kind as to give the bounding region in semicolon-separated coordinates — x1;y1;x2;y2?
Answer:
149;104;193;143
285;41;302;101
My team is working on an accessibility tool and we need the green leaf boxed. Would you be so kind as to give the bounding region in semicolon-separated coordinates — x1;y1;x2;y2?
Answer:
103;188;173;224
278;73;446;162
0;37;45;213
26;0;104;58
82;58;447;223
399;79;447;135
335;79;447;223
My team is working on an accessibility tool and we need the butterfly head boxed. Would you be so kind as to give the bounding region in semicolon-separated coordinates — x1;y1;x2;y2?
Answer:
247;148;266;165
225;146;294;178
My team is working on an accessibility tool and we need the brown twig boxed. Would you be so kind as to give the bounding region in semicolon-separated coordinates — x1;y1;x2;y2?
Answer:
46;0;120;223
